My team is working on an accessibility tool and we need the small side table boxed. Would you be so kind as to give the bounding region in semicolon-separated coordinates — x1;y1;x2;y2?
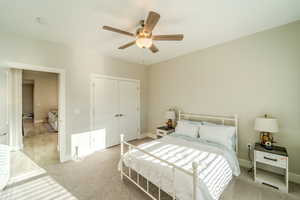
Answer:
156;126;175;138
254;143;288;193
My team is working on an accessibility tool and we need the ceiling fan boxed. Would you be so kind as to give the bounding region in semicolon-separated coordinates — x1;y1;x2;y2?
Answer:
103;11;184;53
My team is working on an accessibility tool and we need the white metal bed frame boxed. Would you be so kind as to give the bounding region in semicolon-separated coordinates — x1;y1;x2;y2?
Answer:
120;112;238;200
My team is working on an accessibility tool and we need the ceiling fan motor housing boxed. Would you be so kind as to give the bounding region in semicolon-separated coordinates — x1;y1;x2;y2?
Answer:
136;26;152;38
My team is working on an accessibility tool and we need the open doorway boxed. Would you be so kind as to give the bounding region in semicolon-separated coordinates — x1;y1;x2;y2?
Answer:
22;70;59;166
1;63;66;186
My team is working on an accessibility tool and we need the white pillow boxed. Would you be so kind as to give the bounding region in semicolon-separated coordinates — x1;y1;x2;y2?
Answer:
175;121;199;138
199;125;236;150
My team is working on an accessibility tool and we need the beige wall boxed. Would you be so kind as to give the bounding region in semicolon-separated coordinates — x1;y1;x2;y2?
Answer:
23;71;58;122
147;21;300;174
22;84;33;114
0;31;148;157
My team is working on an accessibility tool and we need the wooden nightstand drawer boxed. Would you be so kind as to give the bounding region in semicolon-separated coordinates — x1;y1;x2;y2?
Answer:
256;151;287;169
156;127;175;138
156;130;167;136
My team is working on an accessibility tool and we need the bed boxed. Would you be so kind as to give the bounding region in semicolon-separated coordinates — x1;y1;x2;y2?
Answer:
119;112;240;200
48;110;58;132
0;144;10;191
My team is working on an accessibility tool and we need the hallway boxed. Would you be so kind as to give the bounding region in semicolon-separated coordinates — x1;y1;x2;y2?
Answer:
23;119;59;167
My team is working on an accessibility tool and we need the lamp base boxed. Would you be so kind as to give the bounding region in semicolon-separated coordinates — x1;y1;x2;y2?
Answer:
260;132;273;145
264;145;273;150
260;142;273;150
166;119;173;129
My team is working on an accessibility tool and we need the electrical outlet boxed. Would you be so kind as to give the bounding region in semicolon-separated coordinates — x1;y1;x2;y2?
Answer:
247;144;252;149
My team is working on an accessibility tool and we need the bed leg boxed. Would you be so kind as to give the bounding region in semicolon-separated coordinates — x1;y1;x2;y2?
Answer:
192;162;198;200
129;146;132;178
120;134;124;180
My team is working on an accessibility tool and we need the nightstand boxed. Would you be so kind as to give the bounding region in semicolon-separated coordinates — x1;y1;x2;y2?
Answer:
254;143;288;193
156;126;175;138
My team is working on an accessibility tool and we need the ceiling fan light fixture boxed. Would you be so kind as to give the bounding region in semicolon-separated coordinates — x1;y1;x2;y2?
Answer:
136;36;152;48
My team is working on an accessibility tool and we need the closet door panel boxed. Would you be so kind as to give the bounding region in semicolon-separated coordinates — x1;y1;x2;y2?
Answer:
93;78;119;149
119;81;139;141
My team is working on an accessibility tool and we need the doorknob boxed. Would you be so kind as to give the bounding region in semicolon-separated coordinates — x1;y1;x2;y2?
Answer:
0;132;7;136
114;114;120;117
119;114;124;117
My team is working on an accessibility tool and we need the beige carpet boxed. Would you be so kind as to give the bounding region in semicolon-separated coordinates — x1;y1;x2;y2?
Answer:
2;138;300;200
23;120;59;167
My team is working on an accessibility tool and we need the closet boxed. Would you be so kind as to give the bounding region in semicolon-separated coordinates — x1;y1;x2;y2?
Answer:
91;75;140;150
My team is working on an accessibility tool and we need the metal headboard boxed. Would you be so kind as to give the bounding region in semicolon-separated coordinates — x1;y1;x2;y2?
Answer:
178;111;239;153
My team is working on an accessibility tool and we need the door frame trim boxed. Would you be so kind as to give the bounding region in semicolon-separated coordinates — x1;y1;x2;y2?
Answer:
91;74;140;83
0;68;9;145
1;61;68;162
90;74;141;146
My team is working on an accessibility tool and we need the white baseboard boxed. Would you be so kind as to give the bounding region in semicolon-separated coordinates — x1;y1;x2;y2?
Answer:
238;158;300;184
60;153;72;163
138;133;148;139
139;132;156;139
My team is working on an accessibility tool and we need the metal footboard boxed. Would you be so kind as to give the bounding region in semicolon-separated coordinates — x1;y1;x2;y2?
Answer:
120;134;199;200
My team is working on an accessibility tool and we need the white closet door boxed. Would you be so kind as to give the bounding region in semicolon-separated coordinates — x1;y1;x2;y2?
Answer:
92;78;119;150
119;80;139;141
0;68;8;145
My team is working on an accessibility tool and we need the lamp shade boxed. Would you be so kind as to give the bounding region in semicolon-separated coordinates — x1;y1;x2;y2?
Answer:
254;117;279;133
165;111;175;120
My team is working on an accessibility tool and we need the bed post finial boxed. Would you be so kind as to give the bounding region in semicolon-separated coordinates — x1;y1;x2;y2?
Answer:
234;114;238;153
192;162;198;200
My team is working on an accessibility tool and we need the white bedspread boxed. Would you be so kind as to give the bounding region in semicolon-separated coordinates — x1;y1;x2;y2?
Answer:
120;134;240;200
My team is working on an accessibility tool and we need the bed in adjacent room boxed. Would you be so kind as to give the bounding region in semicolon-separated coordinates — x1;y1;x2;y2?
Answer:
48;110;58;132
119;112;240;200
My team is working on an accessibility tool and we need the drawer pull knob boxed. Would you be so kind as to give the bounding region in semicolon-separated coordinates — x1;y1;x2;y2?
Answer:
264;156;277;162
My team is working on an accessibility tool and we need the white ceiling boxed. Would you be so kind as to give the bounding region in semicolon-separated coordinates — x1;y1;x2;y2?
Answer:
0;0;300;65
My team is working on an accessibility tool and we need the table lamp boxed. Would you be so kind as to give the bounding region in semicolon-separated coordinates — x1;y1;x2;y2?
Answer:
165;110;175;129
254;114;279;150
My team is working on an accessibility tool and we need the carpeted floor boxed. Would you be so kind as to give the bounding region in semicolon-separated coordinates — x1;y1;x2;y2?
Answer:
2;138;300;200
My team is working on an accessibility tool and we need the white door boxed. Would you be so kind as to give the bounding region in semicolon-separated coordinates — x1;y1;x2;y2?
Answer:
119;80;139;141
0;68;9;145
92;78;119;150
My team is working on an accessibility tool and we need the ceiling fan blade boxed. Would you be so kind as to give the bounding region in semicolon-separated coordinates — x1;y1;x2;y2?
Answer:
152;34;184;41
149;44;159;53
103;26;135;37
118;41;136;49
144;11;160;33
